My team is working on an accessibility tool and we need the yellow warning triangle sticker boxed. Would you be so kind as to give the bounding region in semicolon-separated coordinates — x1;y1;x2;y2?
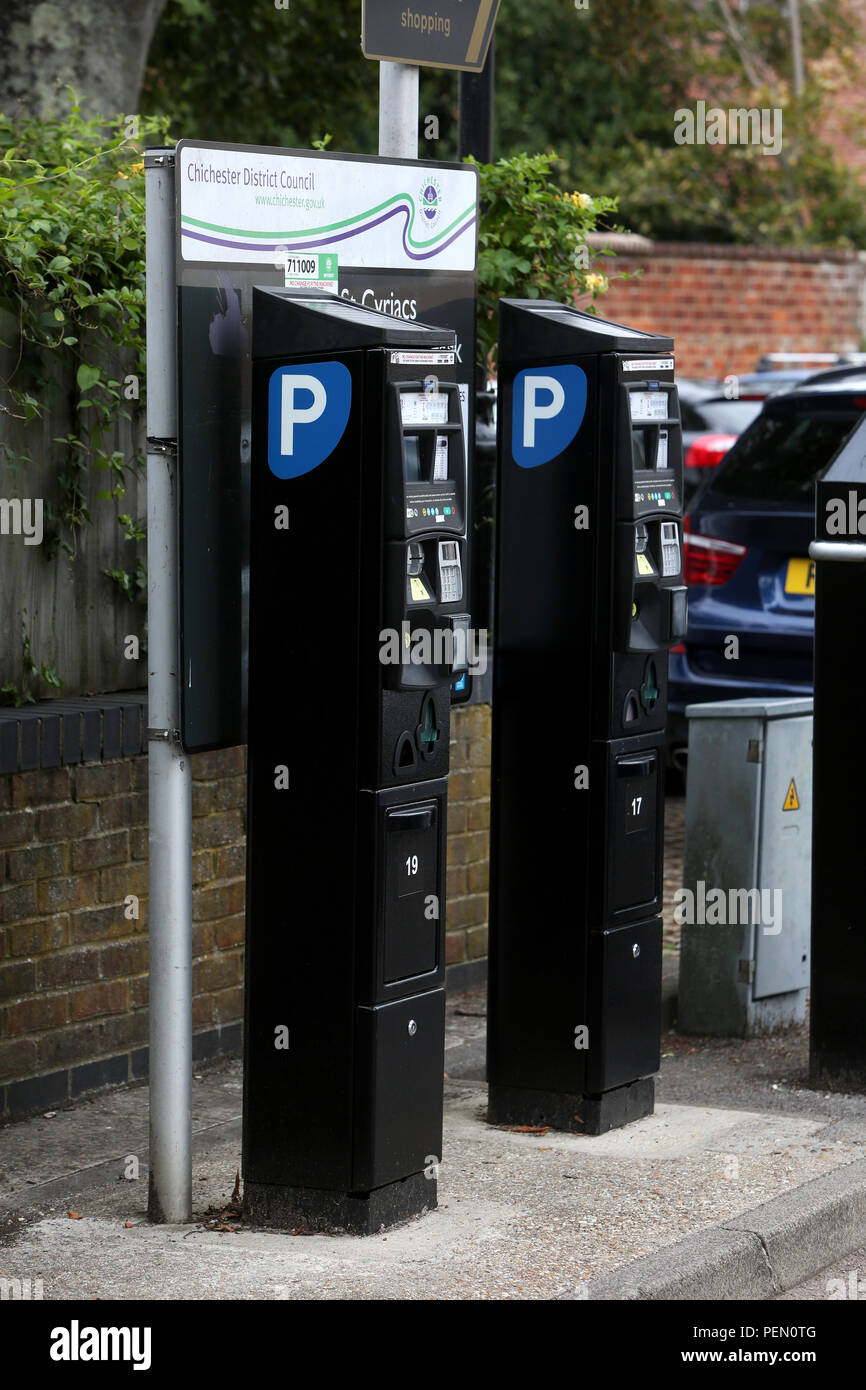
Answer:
783;778;800;812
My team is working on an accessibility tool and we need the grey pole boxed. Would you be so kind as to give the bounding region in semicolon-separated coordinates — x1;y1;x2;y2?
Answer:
378;61;419;158
789;0;805;97
144;148;192;1224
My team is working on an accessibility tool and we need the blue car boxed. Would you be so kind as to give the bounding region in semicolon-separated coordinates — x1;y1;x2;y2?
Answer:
667;367;866;769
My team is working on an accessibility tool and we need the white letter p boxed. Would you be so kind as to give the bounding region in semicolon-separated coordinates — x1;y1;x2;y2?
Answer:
523;376;565;448
281;374;327;456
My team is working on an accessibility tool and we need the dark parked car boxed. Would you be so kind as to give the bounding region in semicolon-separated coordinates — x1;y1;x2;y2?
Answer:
677;379;765;501
676;363;864;502
668;366;866;768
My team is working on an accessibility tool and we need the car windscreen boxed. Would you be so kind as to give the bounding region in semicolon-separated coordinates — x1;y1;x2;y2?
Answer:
708;400;864;503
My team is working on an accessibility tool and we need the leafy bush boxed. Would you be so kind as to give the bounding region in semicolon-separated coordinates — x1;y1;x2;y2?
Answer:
472;151;625;369
0;101;623;697
0;97;168;701
0;99;158;352
0;96;169;547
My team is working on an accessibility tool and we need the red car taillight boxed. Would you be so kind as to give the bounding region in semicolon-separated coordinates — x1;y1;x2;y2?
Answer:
683;516;747;586
684;432;738;470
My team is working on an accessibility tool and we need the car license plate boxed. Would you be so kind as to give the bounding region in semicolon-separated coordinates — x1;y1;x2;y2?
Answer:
784;557;816;595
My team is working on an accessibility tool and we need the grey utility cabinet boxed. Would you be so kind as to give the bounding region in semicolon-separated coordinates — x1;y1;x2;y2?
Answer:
678;697;812;1037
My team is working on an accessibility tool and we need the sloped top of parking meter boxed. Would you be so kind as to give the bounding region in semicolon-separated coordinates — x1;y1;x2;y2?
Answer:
252;286;456;359
499;298;674;363
686;696;813;721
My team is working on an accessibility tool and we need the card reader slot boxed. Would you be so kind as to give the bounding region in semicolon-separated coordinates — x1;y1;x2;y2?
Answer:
616;754;655;778
386;806;436;832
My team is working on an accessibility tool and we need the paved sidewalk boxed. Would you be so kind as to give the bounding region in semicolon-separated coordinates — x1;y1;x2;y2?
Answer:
2;985;865;1300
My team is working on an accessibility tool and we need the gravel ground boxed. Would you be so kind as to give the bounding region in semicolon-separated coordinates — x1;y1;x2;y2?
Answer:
1;1076;859;1300
3;792;861;1300
2;981;864;1300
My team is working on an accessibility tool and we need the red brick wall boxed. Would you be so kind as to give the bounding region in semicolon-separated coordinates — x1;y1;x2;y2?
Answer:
0;750;247;1117
446;704;490;971
0;706;491;1118
590;242;866;379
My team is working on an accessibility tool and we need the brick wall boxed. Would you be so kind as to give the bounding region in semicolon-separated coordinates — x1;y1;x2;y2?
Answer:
0;703;491;1120
447;704;491;975
589;238;866;379
0;748;247;1119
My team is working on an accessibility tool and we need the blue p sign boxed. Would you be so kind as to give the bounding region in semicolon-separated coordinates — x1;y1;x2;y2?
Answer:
267;361;352;478
512;364;586;469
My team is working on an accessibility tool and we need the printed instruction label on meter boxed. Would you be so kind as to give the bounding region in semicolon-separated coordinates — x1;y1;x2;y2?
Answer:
282;252;339;294
622;358;674;372
390;351;455;365
630;392;669;421
400;392;449;425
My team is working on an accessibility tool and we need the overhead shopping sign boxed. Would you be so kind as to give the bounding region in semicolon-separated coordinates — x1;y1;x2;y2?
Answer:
362;0;500;72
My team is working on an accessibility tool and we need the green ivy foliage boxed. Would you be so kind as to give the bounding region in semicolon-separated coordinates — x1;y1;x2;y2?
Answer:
0;97;167;702
0;97;620;698
0;96;169;554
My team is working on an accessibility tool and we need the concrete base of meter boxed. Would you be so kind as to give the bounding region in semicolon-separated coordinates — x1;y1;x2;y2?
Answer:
244;1171;436;1235
488;1077;654;1136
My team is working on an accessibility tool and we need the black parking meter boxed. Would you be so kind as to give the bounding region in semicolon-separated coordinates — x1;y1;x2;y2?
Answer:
488;300;686;1132
809;416;866;1090
242;289;469;1230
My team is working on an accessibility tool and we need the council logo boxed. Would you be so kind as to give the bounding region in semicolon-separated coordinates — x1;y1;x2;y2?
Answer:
419;178;442;230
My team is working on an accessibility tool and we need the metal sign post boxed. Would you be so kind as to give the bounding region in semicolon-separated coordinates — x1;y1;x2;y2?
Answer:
144;148;192;1225
379;61;419;159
